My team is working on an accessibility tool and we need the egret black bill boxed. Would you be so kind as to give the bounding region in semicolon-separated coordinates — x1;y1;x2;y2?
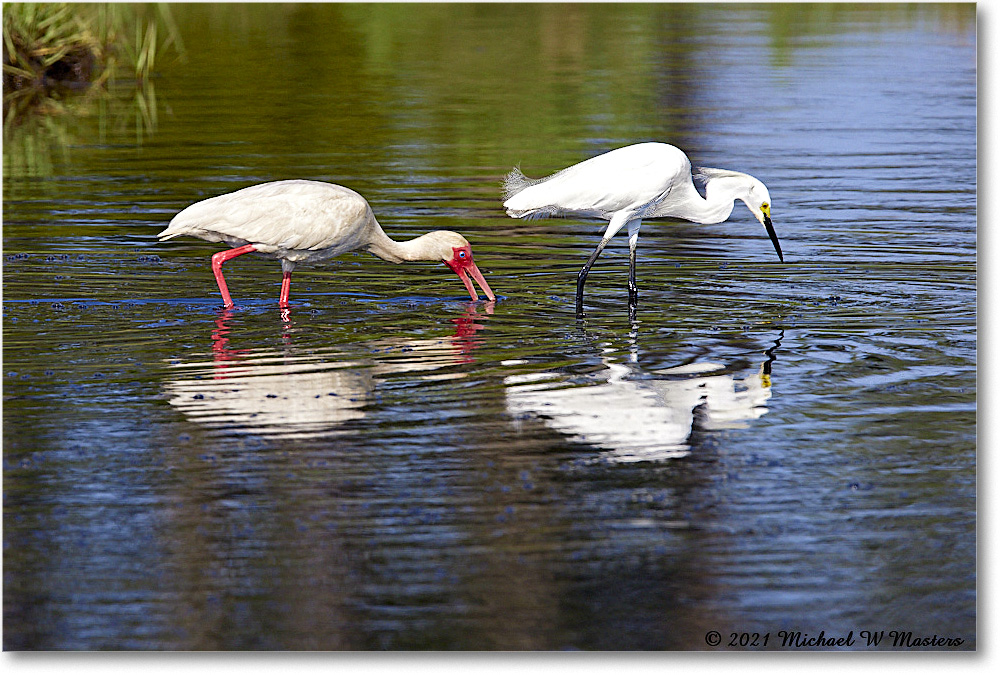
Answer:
763;215;783;263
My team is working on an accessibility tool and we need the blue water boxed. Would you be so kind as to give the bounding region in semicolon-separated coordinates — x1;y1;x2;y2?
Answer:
3;3;975;650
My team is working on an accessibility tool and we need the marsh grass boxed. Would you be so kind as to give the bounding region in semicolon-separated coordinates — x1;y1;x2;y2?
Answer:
3;3;184;176
2;2;183;127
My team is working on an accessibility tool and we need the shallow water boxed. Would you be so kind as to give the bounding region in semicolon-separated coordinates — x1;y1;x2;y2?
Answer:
3;3;976;650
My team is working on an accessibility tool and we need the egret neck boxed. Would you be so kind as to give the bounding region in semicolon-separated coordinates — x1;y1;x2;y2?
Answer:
661;175;743;225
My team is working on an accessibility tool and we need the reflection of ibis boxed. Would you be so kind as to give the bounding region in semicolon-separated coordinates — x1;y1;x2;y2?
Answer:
164;306;492;439
160;181;495;308
502;143;782;309
165;353;374;439
505;358;774;463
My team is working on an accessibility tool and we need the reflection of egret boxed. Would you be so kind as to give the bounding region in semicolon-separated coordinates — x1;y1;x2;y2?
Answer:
159;181;495;308
503;143;783;312
165;305;492;438
504;344;778;462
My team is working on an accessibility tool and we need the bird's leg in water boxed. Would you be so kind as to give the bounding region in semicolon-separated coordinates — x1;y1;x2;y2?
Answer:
627;220;641;305
628;248;638;304
576;212;634;314
576;237;612;313
279;271;292;308
211;244;257;308
627;251;639;321
279;259;297;308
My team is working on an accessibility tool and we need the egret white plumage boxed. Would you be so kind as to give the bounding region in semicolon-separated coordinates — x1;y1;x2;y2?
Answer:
502;142;782;309
159;180;495;308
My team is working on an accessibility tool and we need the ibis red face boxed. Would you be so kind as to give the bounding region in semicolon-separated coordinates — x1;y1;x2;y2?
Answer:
444;245;495;302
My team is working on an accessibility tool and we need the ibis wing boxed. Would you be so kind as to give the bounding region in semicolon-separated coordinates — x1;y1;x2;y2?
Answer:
161;181;373;253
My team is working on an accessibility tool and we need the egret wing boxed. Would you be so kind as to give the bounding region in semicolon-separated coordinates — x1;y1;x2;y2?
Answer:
504;143;691;219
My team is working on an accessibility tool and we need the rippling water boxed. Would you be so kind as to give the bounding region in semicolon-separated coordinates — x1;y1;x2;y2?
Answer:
3;3;975;650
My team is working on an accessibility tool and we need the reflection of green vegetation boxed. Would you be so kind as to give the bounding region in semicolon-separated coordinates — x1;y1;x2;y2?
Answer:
763;3;975;67
151;2;972;171
2;2;975;183
3;3;183;120
2;3;182;177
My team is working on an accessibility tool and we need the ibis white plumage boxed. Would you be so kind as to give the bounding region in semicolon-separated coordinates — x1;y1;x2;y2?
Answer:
502;142;782;309
159;180;495;308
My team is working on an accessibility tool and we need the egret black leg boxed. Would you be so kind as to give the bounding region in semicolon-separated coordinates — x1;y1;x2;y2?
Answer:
626;218;641;307
627;252;638;321
628;245;638;304
576;237;611;314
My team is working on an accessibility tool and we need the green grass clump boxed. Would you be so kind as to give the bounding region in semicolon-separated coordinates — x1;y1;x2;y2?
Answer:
2;3;183;125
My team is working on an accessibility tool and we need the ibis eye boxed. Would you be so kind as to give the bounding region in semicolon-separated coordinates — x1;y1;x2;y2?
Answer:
459;251;467;258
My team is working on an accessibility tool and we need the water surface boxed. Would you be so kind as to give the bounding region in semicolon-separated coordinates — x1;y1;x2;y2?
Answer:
3;3;976;650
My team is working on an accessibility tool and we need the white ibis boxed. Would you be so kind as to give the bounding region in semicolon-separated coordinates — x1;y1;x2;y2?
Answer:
159;180;495;308
502;142;782;308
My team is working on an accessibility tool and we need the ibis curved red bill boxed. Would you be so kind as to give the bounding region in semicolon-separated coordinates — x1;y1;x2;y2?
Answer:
445;246;495;301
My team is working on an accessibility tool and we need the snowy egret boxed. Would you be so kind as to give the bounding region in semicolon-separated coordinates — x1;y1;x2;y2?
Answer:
159;180;495;308
502;142;782;309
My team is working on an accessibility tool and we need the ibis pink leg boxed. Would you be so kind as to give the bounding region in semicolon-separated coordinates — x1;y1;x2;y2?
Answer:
279;271;292;308
211;244;257;308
